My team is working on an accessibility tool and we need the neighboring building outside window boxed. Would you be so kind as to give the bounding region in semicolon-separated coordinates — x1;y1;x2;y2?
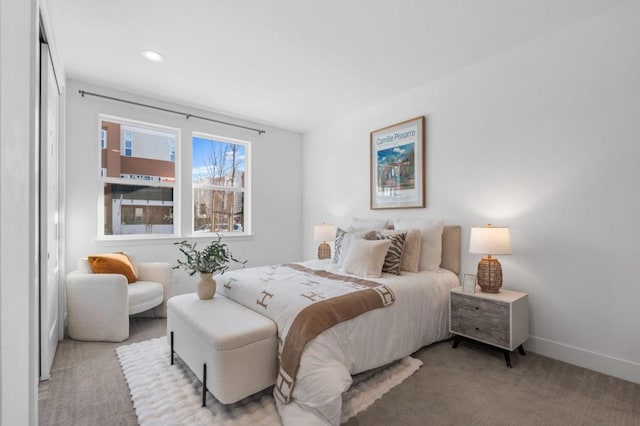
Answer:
99;116;178;237
192;132;250;235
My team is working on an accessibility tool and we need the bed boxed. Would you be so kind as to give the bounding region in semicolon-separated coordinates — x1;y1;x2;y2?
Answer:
216;224;461;425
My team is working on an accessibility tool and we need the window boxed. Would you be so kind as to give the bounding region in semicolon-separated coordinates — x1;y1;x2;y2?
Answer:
99;116;179;237
100;129;107;149
123;131;133;157
192;133;249;234
169;139;176;162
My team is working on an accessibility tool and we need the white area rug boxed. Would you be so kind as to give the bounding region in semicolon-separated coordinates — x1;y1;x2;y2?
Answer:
117;337;422;425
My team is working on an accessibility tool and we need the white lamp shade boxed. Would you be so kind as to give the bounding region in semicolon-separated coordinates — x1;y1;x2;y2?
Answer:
314;224;336;242
469;226;511;255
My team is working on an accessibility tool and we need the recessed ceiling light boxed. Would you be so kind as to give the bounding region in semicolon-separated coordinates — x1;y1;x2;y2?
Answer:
141;50;165;62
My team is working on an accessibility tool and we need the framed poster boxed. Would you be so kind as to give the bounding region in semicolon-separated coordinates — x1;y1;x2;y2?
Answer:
370;116;425;209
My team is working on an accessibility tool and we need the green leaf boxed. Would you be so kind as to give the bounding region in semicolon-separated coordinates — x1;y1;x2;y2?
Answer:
173;234;246;275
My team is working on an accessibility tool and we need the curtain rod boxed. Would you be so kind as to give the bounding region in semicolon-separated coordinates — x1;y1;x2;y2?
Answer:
78;89;266;135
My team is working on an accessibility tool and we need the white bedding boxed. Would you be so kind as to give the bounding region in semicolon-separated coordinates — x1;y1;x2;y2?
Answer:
224;259;459;425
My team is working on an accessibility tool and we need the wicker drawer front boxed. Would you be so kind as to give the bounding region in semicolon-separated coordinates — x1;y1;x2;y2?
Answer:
451;293;510;348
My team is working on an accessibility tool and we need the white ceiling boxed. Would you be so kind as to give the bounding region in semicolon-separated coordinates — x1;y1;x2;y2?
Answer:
49;0;624;133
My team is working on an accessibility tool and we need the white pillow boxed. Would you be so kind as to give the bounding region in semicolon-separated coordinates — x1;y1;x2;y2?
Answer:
334;228;376;267
343;238;391;278
351;217;388;230
393;219;444;271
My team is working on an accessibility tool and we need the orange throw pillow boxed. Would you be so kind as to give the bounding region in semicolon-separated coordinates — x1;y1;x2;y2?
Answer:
88;253;137;283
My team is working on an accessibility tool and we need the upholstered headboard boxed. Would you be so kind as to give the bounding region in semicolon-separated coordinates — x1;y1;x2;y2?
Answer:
440;225;461;275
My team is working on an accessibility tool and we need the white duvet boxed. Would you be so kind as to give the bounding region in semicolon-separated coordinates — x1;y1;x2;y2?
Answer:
248;259;459;425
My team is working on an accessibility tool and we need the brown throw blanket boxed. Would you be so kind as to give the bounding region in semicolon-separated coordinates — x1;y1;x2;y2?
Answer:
217;263;395;403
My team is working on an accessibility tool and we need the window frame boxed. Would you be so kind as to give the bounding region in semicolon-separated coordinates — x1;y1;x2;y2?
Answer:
123;130;133;157
169;138;176;163
191;131;251;238
100;129;107;149
97;114;181;241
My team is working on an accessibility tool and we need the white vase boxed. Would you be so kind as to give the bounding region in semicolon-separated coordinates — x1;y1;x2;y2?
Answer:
197;273;216;300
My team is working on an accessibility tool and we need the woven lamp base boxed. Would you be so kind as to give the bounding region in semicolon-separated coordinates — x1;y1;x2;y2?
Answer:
317;242;332;260
477;256;503;293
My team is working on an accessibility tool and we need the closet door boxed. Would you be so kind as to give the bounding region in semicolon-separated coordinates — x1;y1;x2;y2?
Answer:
40;42;60;380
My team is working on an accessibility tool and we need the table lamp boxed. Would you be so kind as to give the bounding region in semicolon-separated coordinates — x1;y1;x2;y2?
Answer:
314;223;336;260
469;224;511;293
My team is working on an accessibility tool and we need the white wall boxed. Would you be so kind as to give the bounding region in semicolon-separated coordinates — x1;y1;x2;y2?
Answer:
65;80;303;296
0;0;39;423
302;2;640;382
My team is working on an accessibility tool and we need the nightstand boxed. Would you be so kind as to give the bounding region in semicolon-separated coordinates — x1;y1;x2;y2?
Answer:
449;287;529;367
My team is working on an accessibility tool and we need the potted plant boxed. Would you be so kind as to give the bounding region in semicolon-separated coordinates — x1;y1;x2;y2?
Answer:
174;235;246;299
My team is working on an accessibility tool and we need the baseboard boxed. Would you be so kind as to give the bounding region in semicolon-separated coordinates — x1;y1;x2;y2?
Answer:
525;335;640;384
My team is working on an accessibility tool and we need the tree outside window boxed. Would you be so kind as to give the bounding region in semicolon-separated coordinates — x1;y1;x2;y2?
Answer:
192;134;249;234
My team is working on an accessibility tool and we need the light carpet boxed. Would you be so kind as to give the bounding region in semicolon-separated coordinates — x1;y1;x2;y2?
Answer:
117;337;422;425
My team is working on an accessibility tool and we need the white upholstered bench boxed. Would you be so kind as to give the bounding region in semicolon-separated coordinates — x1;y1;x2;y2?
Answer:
167;293;278;405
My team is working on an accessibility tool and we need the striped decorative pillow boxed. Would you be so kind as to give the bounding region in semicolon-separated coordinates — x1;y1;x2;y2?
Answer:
391;229;422;273
333;228;348;264
370;232;406;275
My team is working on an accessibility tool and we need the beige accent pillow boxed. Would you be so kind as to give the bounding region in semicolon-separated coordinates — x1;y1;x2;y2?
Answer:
343;238;391;278
383;229;421;273
335;228;377;267
393;219;444;271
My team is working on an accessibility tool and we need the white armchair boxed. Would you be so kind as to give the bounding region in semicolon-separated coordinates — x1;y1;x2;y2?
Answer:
66;257;172;342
